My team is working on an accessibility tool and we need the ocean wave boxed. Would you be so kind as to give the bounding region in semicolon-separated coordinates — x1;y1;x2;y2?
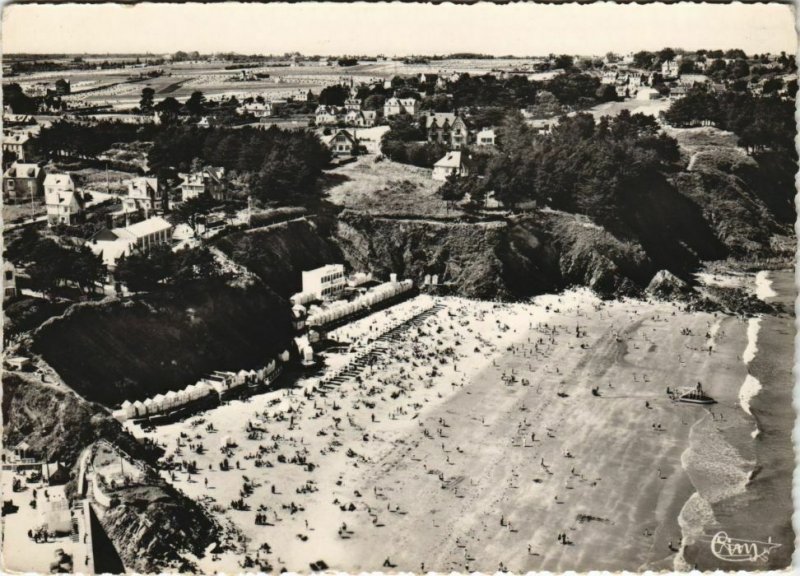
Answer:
742;316;761;365
754;270;777;301
739;374;762;417
675;492;716;571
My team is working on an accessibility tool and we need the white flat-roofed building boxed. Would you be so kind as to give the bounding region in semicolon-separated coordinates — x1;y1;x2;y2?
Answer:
90;216;173;268
302;263;346;299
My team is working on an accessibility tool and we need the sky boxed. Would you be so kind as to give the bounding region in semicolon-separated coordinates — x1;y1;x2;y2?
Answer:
2;2;796;56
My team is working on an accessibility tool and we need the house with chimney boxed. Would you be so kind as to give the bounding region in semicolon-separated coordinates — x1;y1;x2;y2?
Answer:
432;151;469;181
178;166;226;202
425;113;472;149
383;97;417;118
323;129;358;156
3;162;45;203
345;109;377;127
2;132;36;162
315;105;344;126
44;173;84;226
126;176;167;214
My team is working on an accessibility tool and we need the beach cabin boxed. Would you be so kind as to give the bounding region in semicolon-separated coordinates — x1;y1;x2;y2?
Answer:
132;400;146;418
14;441;34;462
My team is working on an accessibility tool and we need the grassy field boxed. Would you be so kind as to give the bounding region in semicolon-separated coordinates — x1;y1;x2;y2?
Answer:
324;155;461;217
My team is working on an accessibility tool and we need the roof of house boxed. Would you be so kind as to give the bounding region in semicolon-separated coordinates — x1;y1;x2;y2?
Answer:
434;151;463;169
44;173;76;188
127;177;159;195
3;133;32;145
4;162;42;179
115;216;172;239
324;129;356;146
425;112;457;128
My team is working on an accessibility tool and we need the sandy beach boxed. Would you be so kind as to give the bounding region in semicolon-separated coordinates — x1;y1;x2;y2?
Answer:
123;273;794;572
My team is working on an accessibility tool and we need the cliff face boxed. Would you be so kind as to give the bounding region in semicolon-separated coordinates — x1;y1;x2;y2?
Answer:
1;374;156;469
32;280;292;407
336;212;511;299
215;217;343;298
99;481;218;573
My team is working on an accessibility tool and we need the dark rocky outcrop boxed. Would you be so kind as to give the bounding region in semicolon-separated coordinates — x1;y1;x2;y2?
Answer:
32;280;292;407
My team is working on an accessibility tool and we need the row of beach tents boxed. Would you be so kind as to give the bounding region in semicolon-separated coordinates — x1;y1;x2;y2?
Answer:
307;279;414;327
113;358;282;422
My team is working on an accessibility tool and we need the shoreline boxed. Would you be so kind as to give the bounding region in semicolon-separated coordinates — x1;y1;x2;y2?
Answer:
676;268;795;571
112;270;795;573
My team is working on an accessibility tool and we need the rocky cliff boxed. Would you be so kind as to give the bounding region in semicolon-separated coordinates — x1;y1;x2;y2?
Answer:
32;279;292;407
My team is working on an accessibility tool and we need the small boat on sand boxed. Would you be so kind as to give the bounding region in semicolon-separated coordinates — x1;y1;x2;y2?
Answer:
676;382;716;405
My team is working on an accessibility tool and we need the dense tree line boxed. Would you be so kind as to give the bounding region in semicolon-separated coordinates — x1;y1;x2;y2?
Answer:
443;110;681;229
115;245;226;292
6;228;104;295
39;121;158;159
664;88;794;154
148;125;331;203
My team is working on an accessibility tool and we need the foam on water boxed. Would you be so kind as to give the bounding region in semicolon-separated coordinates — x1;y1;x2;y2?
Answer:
739;374;762;417
754;270;777;301
742;316;760;365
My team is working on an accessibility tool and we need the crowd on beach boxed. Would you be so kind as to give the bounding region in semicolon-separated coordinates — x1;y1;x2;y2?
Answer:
124;289;740;572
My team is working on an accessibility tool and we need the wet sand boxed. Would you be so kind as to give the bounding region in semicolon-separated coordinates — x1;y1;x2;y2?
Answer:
679;268;795;570
126;277;793;572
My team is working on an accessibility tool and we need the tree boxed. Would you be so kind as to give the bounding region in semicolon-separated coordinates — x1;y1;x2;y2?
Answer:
318;85;349;106
139;87;155;113
69;246;105;293
115;245;175;292
657;48;676;64
185;91;206;116
155;97;182;125
363;94;386;111
633;51;656;70
553;54;575;71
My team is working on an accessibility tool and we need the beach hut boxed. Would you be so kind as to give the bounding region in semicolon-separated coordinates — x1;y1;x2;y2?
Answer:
112;409;127;422
152;394;166;412
142;398;154;415
174;389;189;406
165;390;178;409
132;400;145;417
121;400;135;419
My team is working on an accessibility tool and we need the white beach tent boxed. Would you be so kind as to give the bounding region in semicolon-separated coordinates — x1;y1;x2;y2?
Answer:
132;400;146;417
142;398;154;415
174;388;189;406
165;390;178;408
152;394;166;412
121;400;135;419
